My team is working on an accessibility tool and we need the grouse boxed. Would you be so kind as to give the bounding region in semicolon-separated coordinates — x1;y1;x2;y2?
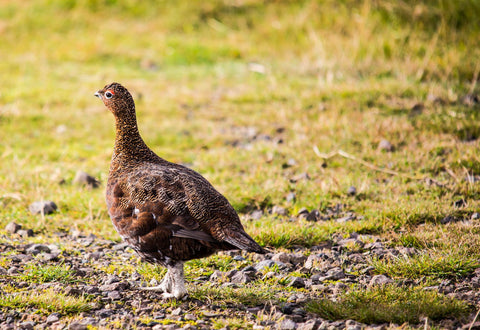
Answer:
95;82;264;299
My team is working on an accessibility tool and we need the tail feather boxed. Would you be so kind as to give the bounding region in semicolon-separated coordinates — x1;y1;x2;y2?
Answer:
223;230;265;254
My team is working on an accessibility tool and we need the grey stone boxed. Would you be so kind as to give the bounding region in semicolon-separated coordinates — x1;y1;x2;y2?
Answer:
107;291;121;300
5;221;21;234
278;319;297;330
26;244;51;255
369;275;393;286
255;259;275;271
68;322;88;330
18;322;35;330
17;229;35;237
272;252;291;263
171;307;183;316
472;213;480;220
47;313;61;324
233;255;245;261
347;186;357;196
29;201;57;215
306;209;320;222
250;210;263;220
297;319;321;330
74;171;100;188
288;276;306;288
230;271;252;284
272;205;287;216
286;192;296;202
378;139;393;152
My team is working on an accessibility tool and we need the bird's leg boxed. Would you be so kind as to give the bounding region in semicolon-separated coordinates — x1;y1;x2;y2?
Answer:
140;262;187;300
167;262;187;300
141;268;173;293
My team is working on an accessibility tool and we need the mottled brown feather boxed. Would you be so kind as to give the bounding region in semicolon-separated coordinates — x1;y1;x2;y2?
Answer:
97;82;264;267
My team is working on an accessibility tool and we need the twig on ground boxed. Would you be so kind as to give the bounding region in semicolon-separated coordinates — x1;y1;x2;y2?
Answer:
313;146;446;187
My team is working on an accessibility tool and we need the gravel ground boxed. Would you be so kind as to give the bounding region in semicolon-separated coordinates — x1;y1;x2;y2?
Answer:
1;222;479;329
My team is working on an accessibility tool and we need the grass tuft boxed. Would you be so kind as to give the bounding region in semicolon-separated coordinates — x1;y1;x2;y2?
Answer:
18;263;77;284
0;288;91;314
307;285;471;324
370;252;479;279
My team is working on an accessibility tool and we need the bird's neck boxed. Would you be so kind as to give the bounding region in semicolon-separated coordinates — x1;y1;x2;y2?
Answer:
111;116;153;168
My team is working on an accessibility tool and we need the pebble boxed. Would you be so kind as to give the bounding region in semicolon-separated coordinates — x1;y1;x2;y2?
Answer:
29;201;58;215
26;244;51;255
272;205;287;216
369;275;393;286
378;139;393;152
288;277;305;288
306;210;320;222
74;171;100;188
278;319;297;330
17;229;34;238
46;313;61;324
250;210;263;220
68;322;88;330
347;186;357;196
255;259;275;271
5;222;22;234
286;192;296;202
472;213;480;220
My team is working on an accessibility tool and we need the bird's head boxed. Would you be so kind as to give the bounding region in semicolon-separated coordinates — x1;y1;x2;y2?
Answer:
95;82;135;118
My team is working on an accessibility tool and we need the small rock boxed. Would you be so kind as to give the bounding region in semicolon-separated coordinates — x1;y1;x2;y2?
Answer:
68;322;87;330
0;266;7;275
255;259;275;271
17;229;35;237
369;275;393;286
184;314;196;321
5;222;22;234
306;210;320;222
347;186;357;196
46;313;61;324
171;307;183;316
472;213;480;220
288;277;305;288
272;252;291;264
74;171;100;188
286;192;296;202
441;215;455;224
336;214;355;223
230;271;252;284
278;319;297;330
26;244;51;255
272;205;287;216
108;291;121;300
378;139;393;152
250;210;263;220
297;319;321;330
104;275;120;285
233;255;245;261
29;201;57;215
454;199;467;208
462;93;479;106
18;322;35;330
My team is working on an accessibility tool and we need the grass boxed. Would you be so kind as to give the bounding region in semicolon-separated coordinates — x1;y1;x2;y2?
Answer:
307;284;472;324
0;0;480;326
0;288;91;314
18;263;78;283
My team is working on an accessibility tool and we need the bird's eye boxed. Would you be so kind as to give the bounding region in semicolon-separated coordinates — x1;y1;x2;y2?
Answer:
105;91;114;99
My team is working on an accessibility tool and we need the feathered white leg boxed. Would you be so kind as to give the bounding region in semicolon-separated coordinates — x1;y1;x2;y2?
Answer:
140;262;186;299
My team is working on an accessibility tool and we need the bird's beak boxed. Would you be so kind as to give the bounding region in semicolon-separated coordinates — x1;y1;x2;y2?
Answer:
94;91;102;99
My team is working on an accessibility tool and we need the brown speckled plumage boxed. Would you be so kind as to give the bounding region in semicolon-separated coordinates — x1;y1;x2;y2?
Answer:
95;82;264;298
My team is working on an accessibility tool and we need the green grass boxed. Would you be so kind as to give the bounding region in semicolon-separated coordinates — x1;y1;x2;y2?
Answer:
307;285;472;324
18;263;78;283
0;0;480;326
0;288;91;314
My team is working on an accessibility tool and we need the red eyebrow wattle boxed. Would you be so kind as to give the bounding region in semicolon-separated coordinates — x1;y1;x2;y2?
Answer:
107;90;115;94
